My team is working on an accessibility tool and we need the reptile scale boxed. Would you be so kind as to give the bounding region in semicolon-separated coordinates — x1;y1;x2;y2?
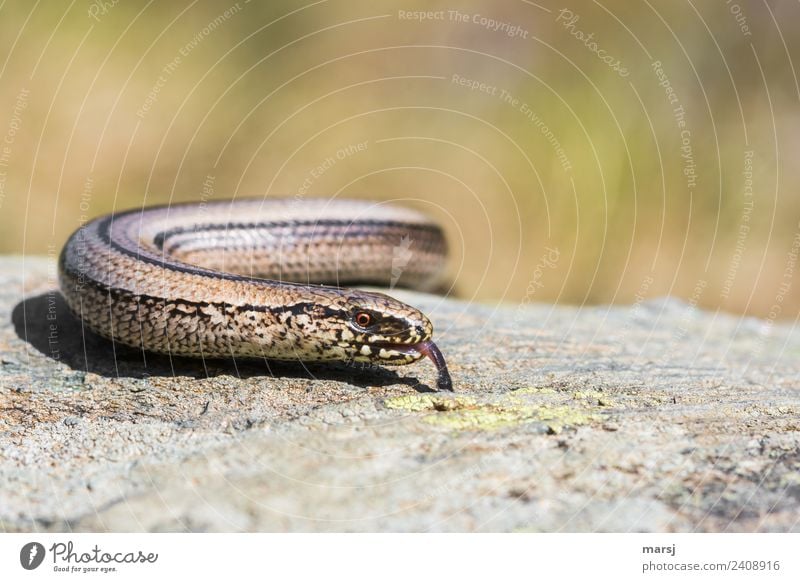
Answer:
58;198;453;390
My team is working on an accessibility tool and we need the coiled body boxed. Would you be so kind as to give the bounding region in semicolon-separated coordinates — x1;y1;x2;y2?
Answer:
59;198;453;389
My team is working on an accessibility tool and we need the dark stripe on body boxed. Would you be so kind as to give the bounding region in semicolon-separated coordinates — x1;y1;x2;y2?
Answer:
153;219;441;250
95;215;441;288
60;258;346;319
96;215;309;288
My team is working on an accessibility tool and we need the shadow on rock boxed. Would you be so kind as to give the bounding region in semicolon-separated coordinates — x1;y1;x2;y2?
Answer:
12;291;435;391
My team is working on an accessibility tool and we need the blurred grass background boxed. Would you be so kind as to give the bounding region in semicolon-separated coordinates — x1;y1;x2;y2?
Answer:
1;0;799;318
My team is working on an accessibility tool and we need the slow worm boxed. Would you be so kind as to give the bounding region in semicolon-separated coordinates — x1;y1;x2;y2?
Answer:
58;198;453;390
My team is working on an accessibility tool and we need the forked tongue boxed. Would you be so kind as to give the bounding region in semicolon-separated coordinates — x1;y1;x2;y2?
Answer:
416;341;453;391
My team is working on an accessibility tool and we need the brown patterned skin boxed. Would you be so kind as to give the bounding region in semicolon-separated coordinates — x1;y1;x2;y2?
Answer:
58;198;453;390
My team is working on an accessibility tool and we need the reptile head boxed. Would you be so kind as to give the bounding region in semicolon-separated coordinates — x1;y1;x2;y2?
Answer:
307;289;452;391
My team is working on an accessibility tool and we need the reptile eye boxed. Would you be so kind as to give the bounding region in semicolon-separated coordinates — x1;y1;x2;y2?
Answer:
354;311;373;328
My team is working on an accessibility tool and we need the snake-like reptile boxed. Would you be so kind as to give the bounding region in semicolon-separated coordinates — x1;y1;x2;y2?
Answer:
58;198;453;390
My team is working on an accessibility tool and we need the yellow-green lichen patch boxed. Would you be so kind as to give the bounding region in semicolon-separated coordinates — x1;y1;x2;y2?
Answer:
383;394;477;413
531;405;601;434
384;393;601;433
513;386;557;395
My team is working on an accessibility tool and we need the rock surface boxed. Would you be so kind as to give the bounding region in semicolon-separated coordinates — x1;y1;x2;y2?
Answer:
1;256;799;532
